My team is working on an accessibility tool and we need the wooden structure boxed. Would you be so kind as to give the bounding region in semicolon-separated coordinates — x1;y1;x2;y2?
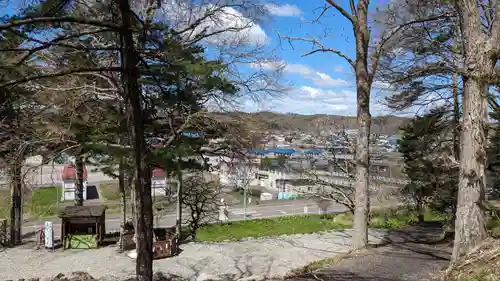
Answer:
59;205;107;249
125;226;178;259
152;227;177;259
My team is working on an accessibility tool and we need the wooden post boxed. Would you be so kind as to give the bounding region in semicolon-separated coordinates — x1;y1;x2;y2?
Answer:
0;219;6;246
61;220;65;250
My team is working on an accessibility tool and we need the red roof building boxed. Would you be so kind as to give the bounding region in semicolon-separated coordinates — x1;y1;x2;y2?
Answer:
151;168;166;178
62;164;88;181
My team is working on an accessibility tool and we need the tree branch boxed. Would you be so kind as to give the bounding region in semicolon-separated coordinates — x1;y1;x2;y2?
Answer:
5;28;116;66
0;67;121;88
325;0;355;24
277;32;355;68
487;3;500;56
0;16;120;31
370;12;453;83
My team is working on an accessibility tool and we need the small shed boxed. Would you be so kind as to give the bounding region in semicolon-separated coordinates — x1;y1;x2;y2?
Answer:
59;205;107;249
61;164;88;202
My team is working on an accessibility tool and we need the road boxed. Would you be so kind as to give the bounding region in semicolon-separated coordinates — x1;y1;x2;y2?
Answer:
22;198;396;240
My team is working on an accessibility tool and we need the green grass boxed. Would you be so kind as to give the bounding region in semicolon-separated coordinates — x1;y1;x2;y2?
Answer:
196;208;447;242
0;188;10;219
487;217;500;236
0;186;62;220
369;207;447;229
196;214;352;242
24;186;61;218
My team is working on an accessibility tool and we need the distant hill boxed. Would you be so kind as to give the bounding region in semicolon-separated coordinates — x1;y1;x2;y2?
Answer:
209;111;410;134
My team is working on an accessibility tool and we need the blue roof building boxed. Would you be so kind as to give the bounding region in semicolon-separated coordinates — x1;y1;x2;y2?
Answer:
304;148;323;155
266;147;296;156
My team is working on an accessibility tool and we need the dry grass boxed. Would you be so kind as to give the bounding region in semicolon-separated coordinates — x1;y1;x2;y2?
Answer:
435;238;500;281
99;182;124;201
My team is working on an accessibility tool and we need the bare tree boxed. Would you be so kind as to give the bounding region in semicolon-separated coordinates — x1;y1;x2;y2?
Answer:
228;158;255;217
274;0;450;249
293;127;400;215
181;174;220;239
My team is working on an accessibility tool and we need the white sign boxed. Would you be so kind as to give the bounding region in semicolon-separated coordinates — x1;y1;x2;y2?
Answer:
219;204;229;223
44;221;54;248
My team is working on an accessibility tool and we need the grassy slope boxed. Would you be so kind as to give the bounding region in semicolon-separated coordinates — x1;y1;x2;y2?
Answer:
196;209;446;242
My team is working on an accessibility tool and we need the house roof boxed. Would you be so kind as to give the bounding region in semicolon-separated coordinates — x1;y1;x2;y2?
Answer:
266;147;296;155
152;168;166;178
59;205;107;218
61;164;88;180
248;148;267;155
304;149;322;154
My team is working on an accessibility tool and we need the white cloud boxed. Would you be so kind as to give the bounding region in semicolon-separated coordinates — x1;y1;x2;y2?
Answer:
313;72;349;87
286;65;349;87
334;66;345;73
284;63;314;76
372;81;393;90
249;61;349;88
301;86;320;98
241;86;390;115
158;0;269;45
264;3;302;17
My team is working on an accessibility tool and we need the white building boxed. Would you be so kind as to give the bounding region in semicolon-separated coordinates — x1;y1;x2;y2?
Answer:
151;168;178;197
60;164;88;202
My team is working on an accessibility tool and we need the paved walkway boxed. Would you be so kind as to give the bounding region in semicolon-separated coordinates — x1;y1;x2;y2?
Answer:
288;223;451;281
0;229;390;281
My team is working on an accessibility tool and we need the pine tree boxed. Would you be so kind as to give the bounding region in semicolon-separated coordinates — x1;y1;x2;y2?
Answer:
399;106;458;223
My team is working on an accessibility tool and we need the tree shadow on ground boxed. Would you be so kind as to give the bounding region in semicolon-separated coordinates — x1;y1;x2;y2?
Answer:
174;254;276;281
286;222;452;281
288;272;399;281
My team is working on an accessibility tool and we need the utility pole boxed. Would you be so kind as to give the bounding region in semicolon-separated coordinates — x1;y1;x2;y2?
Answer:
175;160;182;238
243;184;247;220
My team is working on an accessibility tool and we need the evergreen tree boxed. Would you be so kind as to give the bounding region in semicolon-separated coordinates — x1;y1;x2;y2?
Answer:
488;108;500;199
399;106;458;223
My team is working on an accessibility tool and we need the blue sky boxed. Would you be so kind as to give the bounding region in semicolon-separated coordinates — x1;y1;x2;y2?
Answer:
229;0;395;116
2;0;398;116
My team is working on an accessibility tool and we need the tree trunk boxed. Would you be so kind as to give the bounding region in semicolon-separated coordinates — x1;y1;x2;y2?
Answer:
118;0;153;280
452;71;460;160
9;156;23;246
352;0;371;250
448;71;460;231
129;176;136;225
452;72;489;260
416;200;424;223
74;150;84;206
175;161;183;240
452;0;497;261
453;72;488;260
118;156;127;252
